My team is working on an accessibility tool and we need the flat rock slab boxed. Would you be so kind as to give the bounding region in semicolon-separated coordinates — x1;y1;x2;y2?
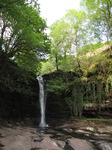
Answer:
0;126;36;150
0;126;62;150
68;138;94;150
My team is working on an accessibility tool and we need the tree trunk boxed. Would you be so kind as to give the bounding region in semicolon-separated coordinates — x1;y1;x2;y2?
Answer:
55;55;58;71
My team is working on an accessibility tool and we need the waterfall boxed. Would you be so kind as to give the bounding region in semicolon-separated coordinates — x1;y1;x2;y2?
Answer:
37;76;47;128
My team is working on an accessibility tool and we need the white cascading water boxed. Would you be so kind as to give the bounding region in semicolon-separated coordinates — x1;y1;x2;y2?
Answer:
104;143;112;150
37;76;47;128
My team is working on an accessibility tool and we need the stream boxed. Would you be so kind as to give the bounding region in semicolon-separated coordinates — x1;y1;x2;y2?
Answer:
38;126;112;150
0;120;112;149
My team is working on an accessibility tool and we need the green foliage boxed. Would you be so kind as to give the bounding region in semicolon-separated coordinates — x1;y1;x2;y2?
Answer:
0;60;36;95
41;58;56;75
50;19;71;70
81;0;112;42
46;78;69;95
64;9;87;51
56;55;76;72
44;0;112;118
65;98;73;115
0;0;50;74
49;9;87;71
1;0;112;119
72;81;84;117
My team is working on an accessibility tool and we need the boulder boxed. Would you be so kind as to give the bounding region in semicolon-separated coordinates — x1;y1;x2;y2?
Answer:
68;138;94;150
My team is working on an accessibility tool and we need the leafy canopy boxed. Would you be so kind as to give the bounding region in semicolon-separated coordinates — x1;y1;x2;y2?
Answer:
0;0;50;73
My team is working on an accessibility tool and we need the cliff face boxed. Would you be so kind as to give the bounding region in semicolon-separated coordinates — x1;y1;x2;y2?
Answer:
44;72;112;118
44;70;76;118
0;60;40;118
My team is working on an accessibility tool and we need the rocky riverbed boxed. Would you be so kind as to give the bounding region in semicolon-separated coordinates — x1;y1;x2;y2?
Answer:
0;119;112;150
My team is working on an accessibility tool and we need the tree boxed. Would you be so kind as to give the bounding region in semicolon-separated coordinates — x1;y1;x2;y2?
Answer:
81;0;112;42
64;9;87;54
50;19;71;70
49;10;87;71
0;0;50;72
0;0;51;118
0;0;24;9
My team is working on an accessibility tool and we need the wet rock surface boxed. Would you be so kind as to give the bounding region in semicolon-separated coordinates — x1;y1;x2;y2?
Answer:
68;138;94;150
0;119;112;150
0;126;94;150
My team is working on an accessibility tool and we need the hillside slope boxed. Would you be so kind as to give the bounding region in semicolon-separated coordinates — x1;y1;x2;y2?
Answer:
86;44;112;57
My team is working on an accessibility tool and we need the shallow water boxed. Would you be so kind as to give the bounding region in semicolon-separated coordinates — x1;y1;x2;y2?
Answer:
41;126;112;150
